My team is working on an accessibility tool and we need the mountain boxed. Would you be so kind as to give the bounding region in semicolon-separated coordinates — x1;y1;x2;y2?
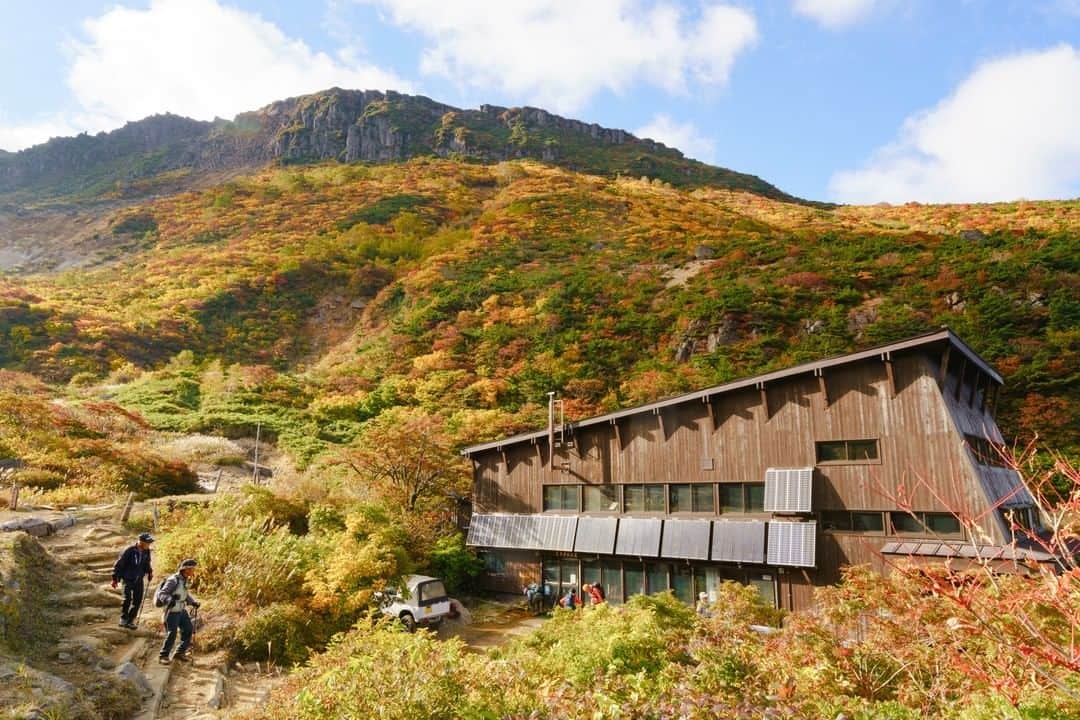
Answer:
0;157;1075;470
0;88;794;209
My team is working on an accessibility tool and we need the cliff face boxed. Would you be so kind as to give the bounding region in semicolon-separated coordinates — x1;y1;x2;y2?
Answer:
0;88;795;204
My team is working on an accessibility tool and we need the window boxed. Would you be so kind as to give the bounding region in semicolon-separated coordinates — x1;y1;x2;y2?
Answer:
965;434;1007;467
816;439;880;463
719;483;765;513
999;507;1039;540
890;511;964;538
543;484;579;512
669;484;715;513
821;510;884;533
853;512;884;532
646;563;669;596
481;552;506;575
624;484;665;513
583;484;618;512
820;510;852;531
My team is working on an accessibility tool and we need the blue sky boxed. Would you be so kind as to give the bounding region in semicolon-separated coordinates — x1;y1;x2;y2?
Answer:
1;0;1078;203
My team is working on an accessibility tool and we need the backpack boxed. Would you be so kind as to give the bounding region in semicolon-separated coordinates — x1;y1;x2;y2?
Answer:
153;575;176;608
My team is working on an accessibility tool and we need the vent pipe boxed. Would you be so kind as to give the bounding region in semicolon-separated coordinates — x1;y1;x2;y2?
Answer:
547;391;555;467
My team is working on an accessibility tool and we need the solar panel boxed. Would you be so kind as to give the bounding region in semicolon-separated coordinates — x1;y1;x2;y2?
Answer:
766;521;817;567
711;520;766;564
575;516;618;554
764;467;813;513
465;514;577;551
660;519;711;560
615;517;663;557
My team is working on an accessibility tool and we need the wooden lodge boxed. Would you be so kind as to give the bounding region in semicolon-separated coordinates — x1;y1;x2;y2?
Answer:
461;329;1042;612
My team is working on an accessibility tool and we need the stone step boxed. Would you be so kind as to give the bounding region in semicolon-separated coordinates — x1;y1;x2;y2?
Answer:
131;652;173;720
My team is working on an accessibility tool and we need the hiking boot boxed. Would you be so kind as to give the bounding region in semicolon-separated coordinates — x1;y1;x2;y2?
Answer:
172;653;190;663
122;621;137;630
158;656;171;665
118;619;127;627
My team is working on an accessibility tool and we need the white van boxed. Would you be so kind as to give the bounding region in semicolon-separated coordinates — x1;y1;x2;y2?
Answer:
376;575;452;631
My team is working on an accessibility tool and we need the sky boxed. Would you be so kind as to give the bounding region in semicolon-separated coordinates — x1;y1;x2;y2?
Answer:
0;0;1078;204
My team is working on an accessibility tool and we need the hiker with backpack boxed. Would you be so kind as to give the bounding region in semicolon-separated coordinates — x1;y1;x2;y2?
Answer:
111;532;154;630
155;558;201;664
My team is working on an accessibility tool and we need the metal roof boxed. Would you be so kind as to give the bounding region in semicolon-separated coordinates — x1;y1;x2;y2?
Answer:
880;541;1058;564
462;328;1000;456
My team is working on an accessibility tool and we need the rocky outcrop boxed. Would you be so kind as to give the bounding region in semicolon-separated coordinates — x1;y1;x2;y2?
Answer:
0;88;797;205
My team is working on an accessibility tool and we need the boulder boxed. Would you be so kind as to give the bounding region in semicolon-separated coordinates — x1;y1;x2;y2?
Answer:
116;662;154;698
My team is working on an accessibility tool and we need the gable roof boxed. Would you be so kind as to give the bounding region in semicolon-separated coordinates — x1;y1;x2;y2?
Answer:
461;327;999;457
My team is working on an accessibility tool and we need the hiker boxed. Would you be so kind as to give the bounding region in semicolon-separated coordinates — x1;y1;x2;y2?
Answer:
524;582;543;614
111;532;154;629
156;558;201;664
560;588;577;609
696;592;711;617
586;582;605;605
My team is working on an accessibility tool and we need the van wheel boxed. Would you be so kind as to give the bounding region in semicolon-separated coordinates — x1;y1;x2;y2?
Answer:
399;613;416;632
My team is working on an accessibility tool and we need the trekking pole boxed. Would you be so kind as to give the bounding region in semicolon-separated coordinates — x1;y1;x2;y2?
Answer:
135;581;147;628
190;606;198;658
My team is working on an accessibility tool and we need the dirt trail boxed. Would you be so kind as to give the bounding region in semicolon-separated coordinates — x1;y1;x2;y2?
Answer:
30;499;283;719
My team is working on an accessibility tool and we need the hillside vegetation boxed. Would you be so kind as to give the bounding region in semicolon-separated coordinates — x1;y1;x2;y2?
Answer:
0;132;1076;720
0;158;1075;475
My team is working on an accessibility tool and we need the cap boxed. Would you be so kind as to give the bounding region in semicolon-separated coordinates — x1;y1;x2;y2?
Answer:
698;592;708;600
138;533;154;543
179;558;198;570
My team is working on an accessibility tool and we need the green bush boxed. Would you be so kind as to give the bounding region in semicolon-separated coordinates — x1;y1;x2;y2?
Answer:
424;532;483;594
234;602;316;666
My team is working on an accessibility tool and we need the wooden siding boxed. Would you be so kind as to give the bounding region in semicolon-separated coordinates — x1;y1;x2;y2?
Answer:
478;549;540;594
476;352;1001;518
469;344;1028;610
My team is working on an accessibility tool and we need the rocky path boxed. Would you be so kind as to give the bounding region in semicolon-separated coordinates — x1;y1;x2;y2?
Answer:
33;503;281;720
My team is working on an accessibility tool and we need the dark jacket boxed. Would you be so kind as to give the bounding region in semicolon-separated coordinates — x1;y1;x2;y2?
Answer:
112;545;152;584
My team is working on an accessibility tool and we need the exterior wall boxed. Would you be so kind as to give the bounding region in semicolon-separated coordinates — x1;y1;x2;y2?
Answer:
478;549;540;594
467;342;1024;610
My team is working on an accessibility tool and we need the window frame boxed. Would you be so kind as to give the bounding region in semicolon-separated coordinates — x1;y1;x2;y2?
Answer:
582;483;619;514
820;510;885;534
622;483;666;514
964;434;1008;467
542;484;580;513
668;483;716;514
718;482;767;515
888;510;965;539
815;439;882;465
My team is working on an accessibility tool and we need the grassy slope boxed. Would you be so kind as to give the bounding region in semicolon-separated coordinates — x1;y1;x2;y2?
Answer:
0;158;1075;469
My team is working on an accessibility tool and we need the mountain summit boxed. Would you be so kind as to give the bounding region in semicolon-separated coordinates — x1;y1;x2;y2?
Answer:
0;88;795;206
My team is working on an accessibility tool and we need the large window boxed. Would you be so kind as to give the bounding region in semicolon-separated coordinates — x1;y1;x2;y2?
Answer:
965;434;1007;467
583;484;619;512
719;483;765;513
999;506;1039;540
543;484;579;512
669;484;715;513
889;511;964;538
816;439;879;463
623;484;665;513
820;510;884;533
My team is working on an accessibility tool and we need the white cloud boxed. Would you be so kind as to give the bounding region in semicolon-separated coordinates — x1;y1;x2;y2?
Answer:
1;0;410;151
635;113;716;162
793;0;879;29
0;114;84;153
361;1;758;113
830;45;1080;204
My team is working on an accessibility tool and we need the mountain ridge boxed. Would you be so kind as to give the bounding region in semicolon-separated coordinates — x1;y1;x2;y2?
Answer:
0;87;799;207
